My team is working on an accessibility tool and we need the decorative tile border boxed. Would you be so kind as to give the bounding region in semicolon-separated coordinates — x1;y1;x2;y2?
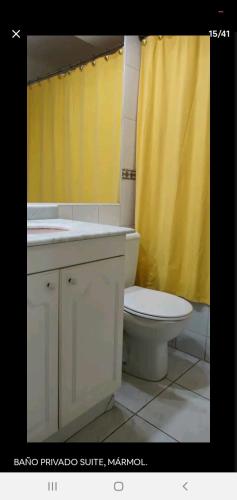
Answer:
122;168;136;180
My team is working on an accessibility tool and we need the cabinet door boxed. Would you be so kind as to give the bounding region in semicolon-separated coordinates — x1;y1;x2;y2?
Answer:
60;256;124;428
27;271;59;442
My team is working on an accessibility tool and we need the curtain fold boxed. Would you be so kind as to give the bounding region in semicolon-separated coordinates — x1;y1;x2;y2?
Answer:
27;50;123;203
135;36;210;304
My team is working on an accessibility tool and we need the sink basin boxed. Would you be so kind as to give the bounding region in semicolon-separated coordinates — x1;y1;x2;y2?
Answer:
27;227;70;234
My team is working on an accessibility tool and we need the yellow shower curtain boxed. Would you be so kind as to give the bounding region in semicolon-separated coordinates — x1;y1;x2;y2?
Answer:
135;36;210;304
27;50;123;203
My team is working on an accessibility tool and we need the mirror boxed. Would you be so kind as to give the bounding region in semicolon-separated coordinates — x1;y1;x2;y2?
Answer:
27;36;124;203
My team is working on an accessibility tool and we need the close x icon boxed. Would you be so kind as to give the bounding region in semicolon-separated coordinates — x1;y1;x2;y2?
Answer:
11;29;21;38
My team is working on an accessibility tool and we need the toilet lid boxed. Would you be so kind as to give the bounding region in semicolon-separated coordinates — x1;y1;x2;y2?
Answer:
124;286;192;320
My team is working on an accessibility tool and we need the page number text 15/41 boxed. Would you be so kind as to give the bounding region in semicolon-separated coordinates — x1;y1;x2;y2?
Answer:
209;30;230;38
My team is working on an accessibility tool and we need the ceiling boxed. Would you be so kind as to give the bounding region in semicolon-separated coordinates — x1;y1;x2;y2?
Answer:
27;35;124;82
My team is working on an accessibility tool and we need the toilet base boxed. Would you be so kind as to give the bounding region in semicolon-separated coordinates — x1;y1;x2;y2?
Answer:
123;334;168;381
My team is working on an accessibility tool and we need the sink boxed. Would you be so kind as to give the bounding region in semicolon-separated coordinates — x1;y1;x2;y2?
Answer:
27;227;70;234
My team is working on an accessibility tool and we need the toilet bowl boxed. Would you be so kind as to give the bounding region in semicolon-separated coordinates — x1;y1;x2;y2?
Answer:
123;233;193;381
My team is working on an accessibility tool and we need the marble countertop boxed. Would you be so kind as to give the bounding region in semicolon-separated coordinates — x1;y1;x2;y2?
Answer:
27;219;134;247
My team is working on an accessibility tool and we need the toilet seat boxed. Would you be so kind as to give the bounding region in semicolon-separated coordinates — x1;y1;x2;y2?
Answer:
124;286;192;321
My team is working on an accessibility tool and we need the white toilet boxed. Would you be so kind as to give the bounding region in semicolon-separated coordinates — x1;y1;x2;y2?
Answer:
123;232;193;381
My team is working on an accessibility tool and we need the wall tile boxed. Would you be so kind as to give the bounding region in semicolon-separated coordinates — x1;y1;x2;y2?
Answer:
72;204;99;223
58;204;73;219
207;311;210;337
98;205;120;226
121;118;137;171
176;329;206;360
205;337;210;362
120;179;135;228
27;204;58;220
186;303;210;336
123;65;140;121
124;36;141;70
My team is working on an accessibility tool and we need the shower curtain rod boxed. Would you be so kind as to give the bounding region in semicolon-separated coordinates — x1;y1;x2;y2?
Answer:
27;42;124;85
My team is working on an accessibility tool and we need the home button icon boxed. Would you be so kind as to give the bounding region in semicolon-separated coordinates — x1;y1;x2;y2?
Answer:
114;481;124;492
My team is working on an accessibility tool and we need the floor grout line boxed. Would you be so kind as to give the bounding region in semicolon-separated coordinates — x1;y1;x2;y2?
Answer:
114;399;137;413
134;414;180;442
103;412;180;443
166;358;210;400
166;357;200;384
66;356;209;443
101;414;135;442
172;381;210;401
128;358;200;417
128;380;174;415
116;360;209;418
65;400;132;443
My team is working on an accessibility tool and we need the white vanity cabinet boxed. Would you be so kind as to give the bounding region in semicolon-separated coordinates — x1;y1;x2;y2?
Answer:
59;257;124;427
27;232;126;442
27;271;59;442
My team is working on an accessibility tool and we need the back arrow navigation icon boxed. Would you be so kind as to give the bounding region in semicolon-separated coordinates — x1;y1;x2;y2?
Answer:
183;482;188;491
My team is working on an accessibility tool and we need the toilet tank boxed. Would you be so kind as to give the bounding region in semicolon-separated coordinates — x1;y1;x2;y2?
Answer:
125;232;140;288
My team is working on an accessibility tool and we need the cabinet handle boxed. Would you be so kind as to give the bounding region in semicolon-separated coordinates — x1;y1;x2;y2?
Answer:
68;277;77;285
46;282;55;290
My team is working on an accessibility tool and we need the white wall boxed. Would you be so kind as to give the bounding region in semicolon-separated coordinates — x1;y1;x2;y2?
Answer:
119;36;141;228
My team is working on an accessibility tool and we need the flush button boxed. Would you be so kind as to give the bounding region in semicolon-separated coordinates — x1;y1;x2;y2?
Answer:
114;481;124;492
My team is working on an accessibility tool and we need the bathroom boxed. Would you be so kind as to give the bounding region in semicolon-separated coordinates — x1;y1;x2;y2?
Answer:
27;35;210;443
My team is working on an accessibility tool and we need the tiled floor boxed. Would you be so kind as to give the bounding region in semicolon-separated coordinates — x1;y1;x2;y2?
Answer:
67;348;210;443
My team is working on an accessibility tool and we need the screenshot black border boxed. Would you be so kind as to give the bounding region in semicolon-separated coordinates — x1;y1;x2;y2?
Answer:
3;7;236;474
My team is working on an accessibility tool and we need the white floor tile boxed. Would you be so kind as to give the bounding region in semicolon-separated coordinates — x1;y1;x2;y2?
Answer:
167;347;199;381
175;360;210;399
67;402;133;443
105;415;176;442
115;373;171;413
138;383;210;442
